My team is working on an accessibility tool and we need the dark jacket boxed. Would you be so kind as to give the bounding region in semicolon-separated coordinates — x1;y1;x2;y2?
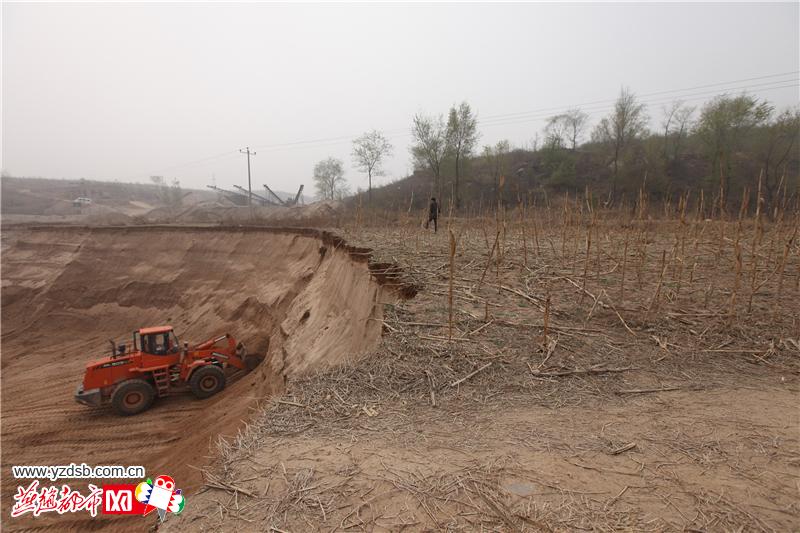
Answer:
428;200;439;218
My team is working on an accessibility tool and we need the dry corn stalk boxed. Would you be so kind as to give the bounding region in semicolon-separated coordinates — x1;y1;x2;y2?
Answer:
448;229;456;341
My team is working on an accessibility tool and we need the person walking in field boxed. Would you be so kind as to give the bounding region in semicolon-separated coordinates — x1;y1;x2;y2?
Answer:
425;197;439;232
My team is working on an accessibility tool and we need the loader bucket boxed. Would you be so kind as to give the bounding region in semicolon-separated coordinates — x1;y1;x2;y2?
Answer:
244;353;264;371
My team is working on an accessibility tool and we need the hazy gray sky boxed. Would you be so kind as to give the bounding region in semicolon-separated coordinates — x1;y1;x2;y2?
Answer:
3;2;799;194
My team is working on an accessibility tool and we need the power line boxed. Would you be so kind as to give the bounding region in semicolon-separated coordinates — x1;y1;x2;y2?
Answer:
256;79;799;150
478;80;799;127
159;149;240;171
252;74;800;151
478;77;799;124
251;134;357;151
479;70;800;122
134;70;800;177
127;149;240;181
479;82;799;131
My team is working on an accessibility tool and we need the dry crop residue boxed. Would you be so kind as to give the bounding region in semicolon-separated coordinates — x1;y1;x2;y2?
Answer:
163;215;799;532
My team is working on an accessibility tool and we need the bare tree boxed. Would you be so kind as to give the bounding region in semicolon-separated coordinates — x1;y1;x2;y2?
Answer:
483;139;511;208
352;130;393;204
543;115;567;149
313;157;349;200
563;108;589;150
411;113;447;198
661;101;680;157
695;94;772;204
530;133;540;152
446;102;480;209
661;100;695;161
591;88;649;198
757;107;800;209
671;103;695;162
545;108;588;151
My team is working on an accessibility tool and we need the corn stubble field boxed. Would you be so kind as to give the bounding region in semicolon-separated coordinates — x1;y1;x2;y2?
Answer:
166;192;799;532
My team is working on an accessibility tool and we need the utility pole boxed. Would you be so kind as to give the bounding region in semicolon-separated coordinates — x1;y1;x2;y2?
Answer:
239;147;256;206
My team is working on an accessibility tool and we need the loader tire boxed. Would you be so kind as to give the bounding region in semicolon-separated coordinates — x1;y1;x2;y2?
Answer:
190;365;226;399
112;379;155;416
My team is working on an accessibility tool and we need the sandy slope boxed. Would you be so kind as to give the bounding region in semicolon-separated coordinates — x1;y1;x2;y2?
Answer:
1;226;394;531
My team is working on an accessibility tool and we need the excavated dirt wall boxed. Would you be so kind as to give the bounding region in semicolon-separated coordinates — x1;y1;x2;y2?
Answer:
1;225;410;531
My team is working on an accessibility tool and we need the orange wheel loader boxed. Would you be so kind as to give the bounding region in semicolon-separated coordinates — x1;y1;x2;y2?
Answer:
75;326;262;416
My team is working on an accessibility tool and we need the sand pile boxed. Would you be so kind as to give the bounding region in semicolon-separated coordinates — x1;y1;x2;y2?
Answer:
42;199;111;216
141;201;230;223
83;211;134;225
140;200;344;226
0;188;56;215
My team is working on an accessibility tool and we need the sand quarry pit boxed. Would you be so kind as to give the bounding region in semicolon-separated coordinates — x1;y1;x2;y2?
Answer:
1;225;409;531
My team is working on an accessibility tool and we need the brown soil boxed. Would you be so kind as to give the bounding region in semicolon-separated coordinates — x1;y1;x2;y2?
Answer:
165;384;797;532
1;225;399;531
161;214;798;533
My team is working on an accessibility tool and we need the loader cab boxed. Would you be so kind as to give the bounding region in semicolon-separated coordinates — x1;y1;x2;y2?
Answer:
134;326;180;355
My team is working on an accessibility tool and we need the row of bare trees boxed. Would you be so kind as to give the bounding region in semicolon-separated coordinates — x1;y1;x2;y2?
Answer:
538;89;799;210
410;90;797;213
313;130;395;202
316;90;797;210
313;131;394;201
411;102;479;208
